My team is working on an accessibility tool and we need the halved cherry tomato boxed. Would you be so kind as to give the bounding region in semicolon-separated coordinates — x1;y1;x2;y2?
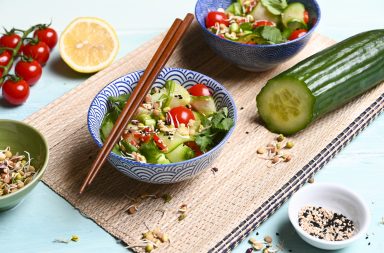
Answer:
15;59;42;86
303;10;309;24
254;20;276;28
22;41;50;65
0;50;12;68
2;78;30;105
185;141;203;157
34;27;58;50
288;29;308;41
0;33;22;53
188;83;211;96
167;106;195;128
206;11;229;28
153;134;167;152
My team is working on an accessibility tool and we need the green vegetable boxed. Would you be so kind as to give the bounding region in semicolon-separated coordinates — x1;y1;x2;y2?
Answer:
165;144;195;163
240;22;253;31
260;0;287;15
139;141;163;163
195;108;234;152
257;26;284;44
256;30;384;135
226;2;243;16
251;2;281;24
281;2;307;30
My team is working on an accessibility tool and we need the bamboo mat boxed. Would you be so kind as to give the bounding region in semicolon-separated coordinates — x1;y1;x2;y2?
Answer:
24;22;384;252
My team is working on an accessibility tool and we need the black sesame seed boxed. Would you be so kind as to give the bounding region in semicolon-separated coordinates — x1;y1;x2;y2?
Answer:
276;233;279;236
245;131;249;134
240;107;244;110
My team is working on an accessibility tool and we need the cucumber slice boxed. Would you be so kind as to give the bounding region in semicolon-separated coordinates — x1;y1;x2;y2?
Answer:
157;132;193;153
256;76;315;135
191;96;217;116
156;154;171;164
282;3;307;29
251;2;280;24
226;2;242;16
165;144;194;163
164;80;191;108
144;119;156;127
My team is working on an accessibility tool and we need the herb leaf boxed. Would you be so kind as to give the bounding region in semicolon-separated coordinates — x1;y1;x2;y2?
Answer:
240;22;253;31
260;0;288;15
259;26;284;44
195;133;214;152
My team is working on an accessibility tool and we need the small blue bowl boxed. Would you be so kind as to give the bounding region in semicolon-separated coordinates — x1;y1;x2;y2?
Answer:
195;0;321;72
87;68;237;184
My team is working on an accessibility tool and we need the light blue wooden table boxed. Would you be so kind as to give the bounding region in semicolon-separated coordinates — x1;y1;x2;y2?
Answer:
0;1;383;252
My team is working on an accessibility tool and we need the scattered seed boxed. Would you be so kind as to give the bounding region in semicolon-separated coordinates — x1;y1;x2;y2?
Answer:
275;232;279;236
308;177;315;184
262;248;270;253
145;243;154;252
249;238;258;244
276;143;282;150
246;248;254;253
127;205;138;215
284;155;292;162
240;107;244;110
276;134;285;142
264;235;272;244
285;141;294;149
71;235;79;242
211;167;219;173
271;156;280;164
178;213;187;221
162;193;172;203
246;131;249;134
257;147;266;154
253;242;263;251
368;242;371;246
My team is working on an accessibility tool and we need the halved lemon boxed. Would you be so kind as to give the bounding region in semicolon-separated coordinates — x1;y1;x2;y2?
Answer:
59;17;119;73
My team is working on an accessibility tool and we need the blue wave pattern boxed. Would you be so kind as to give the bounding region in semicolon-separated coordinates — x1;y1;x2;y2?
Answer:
87;68;237;184
195;0;321;71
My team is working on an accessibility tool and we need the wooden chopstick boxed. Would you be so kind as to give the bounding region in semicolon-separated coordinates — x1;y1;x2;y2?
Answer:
79;13;194;194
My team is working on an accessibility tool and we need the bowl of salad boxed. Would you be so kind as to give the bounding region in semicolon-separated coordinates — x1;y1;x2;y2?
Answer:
195;0;321;71
88;68;237;184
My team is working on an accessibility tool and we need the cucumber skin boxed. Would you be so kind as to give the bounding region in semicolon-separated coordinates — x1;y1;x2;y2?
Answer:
258;30;384;134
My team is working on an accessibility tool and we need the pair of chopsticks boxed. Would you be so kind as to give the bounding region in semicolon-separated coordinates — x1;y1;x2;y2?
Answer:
79;13;194;194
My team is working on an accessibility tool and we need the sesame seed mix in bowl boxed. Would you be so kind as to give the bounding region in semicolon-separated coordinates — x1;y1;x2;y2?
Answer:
298;206;355;241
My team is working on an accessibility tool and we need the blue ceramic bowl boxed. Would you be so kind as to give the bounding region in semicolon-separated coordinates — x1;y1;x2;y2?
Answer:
195;0;321;71
88;68;237;184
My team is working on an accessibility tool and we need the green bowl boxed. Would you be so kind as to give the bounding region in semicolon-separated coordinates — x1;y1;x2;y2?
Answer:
0;119;49;211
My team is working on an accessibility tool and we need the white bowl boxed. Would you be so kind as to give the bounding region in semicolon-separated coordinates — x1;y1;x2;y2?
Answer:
288;183;370;250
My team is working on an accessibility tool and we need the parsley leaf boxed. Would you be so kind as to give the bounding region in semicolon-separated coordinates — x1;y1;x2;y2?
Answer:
240;22;253;31
259;26;284;44
260;0;288;15
195;133;214;153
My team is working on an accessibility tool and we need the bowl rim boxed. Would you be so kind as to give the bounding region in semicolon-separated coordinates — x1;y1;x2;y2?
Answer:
87;67;237;168
194;0;322;48
288;182;371;246
0;119;49;200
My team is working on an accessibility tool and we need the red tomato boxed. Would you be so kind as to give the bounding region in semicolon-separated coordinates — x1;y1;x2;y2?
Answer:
167;106;195;128
0;33;22;53
23;41;50;65
188;83;211;96
254;20;276;27
34;27;58;50
303;10;309;24
206;11;229;28
0;50;12;67
0;69;3;78
2;78;30;105
185;141;203;157
288;29;308;40
15;59;42;86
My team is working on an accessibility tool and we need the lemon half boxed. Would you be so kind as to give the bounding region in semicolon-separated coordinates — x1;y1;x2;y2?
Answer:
59;17;119;73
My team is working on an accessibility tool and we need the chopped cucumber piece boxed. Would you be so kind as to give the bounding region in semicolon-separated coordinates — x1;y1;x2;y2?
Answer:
164;80;191;108
165;144;195;163
144;119;156;127
251;2;280;24
282;3;307;29
256;76;315;135
121;140;138;153
227;2;243;15
157;132;193;153
156;154;171;164
191;96;217;116
139;141;162;164
137;113;152;123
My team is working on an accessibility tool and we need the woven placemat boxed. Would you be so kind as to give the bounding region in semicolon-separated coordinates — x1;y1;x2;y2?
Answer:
24;22;384;252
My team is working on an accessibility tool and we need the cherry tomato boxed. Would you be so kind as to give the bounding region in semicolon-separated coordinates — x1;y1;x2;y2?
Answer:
23;41;50;65
303;10;309;24
206;11;229;28
0;69;3;78
2;78;30;105
0;33;22;53
0;50;12;67
153;134;167;152
167;106;195;128
254;20;276;27
288;29;308;41
185;141;203;157
188;83;211;96
34;27;58;50
15;59;42;86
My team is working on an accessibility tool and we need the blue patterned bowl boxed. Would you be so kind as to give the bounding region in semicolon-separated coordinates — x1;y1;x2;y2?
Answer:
87;68;237;184
195;0;321;72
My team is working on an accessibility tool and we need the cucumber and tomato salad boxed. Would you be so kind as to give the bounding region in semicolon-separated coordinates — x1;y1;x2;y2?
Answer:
100;81;234;164
257;29;384;135
205;0;310;44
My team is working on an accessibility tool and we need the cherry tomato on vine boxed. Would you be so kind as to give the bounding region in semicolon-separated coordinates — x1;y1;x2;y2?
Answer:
167;106;195;128
206;11;229;28
2;78;30;105
23;41;50;65
288;29;308;41
0;33;22;53
254;20;276;28
15;59;42;86
188;83;211;96
303;10;309;24
34;27;58;50
0;50;12;67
